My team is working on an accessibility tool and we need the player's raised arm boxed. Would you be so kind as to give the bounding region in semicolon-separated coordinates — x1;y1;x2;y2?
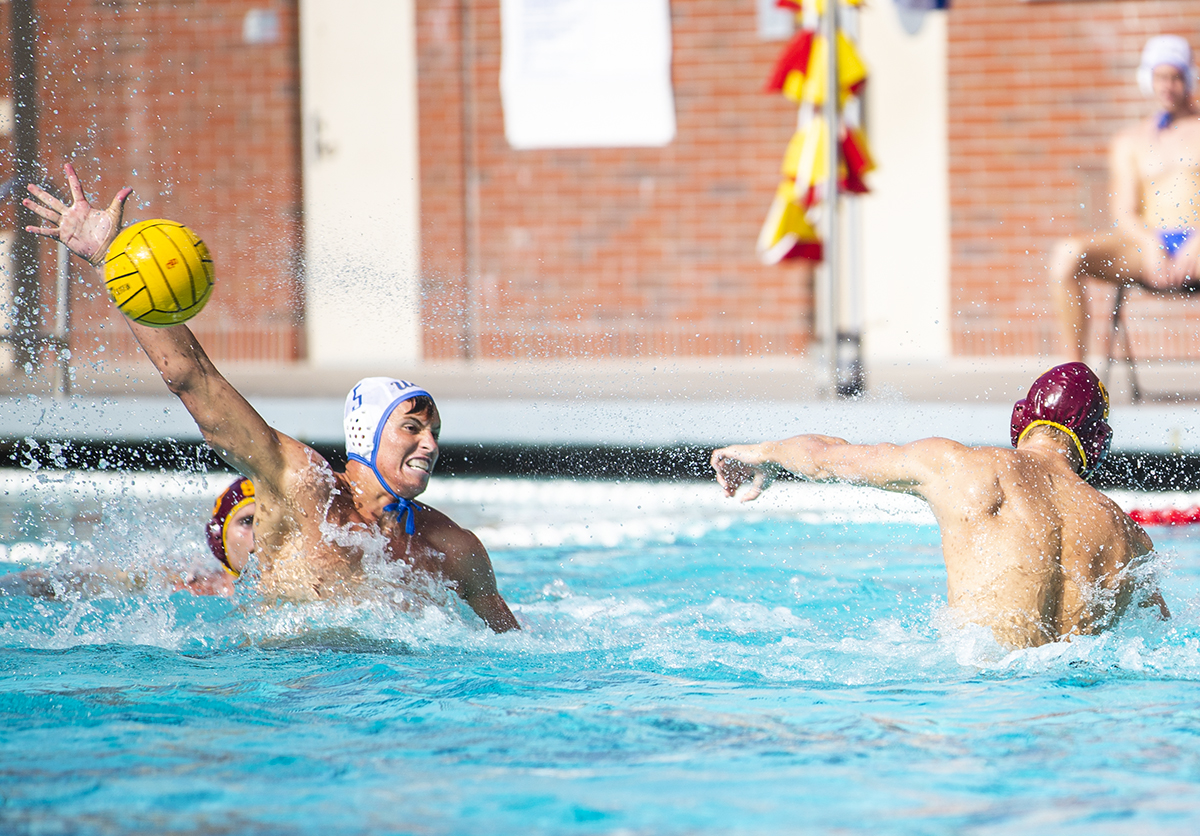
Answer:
119;319;290;486
24;164;290;488
711;435;963;502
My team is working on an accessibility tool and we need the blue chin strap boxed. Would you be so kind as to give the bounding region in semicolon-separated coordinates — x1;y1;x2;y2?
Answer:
385;498;417;534
378;476;417;535
347;395;426;535
347;453;418;534
348;453;417;532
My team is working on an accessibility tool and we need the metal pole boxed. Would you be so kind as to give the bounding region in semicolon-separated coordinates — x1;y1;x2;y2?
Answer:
821;0;840;396
460;0;481;360
825;1;864;398
10;0;40;373
52;241;70;397
838;197;865;397
839;10;866;400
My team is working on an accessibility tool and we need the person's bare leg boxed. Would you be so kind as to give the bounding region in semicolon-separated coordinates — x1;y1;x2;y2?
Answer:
1050;234;1143;362
1051;238;1090;362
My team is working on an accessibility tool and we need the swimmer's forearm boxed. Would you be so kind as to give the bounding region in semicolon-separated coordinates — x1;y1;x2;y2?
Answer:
763;436;926;493
760;435;851;481
125;319;245;434
125;318;215;394
470;594;520;632
123;318;287;478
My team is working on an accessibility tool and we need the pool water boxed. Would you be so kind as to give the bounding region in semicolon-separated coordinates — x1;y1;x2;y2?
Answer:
3;469;1200;835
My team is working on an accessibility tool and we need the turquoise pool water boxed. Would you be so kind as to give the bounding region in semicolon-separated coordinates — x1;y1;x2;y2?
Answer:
2;470;1200;834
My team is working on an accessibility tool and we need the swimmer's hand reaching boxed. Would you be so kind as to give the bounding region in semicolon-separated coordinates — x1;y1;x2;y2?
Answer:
23;163;132;266
711;443;780;501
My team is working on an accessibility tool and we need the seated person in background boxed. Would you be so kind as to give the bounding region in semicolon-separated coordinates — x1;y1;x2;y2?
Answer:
0;477;256;599
711;363;1167;650
1052;35;1200;362
23;164;519;632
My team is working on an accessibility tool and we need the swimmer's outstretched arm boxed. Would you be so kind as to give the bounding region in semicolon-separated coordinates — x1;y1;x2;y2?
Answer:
711;435;959;502
24;165;294;490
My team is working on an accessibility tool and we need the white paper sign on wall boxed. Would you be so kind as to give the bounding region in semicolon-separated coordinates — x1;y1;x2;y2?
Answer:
500;0;676;149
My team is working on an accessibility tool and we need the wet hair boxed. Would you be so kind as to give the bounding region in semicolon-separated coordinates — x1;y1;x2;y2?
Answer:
403;394;436;418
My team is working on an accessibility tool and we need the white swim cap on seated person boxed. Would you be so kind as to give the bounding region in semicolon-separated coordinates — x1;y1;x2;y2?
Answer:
1138;34;1196;95
344;377;435;533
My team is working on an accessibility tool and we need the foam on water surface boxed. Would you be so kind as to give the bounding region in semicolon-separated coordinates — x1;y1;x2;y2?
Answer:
3;469;1200;834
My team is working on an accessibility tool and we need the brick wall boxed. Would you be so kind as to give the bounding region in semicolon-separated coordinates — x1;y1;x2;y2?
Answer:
416;0;815;360
14;1;1193;368
948;0;1200;358
1;0;303;369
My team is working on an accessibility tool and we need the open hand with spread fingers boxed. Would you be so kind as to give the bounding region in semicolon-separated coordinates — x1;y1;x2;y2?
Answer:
24;163;132;266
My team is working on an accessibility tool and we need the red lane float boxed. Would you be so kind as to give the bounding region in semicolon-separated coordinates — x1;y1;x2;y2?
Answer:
1128;506;1200;526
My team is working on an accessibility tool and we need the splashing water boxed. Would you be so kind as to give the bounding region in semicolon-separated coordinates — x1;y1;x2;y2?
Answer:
2;469;1200;834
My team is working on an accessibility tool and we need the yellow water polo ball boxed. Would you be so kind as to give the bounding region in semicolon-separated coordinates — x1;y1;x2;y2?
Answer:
103;219;214;327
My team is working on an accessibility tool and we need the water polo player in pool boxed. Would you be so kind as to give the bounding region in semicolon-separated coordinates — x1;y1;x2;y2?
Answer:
23;165;519;632
712;363;1168;649
0;477;256;599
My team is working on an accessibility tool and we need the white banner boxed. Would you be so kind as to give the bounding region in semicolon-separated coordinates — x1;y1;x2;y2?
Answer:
500;0;676;149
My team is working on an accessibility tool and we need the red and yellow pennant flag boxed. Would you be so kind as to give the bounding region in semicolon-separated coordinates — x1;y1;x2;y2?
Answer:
841;125;874;194
786;32;868;105
758;179;824;264
764;30;815;93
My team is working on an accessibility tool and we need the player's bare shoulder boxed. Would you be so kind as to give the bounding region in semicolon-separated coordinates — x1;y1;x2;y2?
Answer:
273;436;337;493
1172;111;1200;138
254;435;344;526
410;502;499;598
1080;483;1154;557
1128;117;1159;142
414;502;480;554
1118;115;1167;150
889;438;1006;509
904;436;996;476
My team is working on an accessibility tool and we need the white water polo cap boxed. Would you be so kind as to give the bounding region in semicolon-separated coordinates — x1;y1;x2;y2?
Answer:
344;377;435;533
1138;35;1196;95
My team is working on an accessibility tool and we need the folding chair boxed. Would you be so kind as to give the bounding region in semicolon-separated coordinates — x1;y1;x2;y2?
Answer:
1103;281;1200;403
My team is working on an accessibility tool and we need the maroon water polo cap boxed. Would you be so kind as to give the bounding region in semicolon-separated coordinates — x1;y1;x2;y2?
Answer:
206;477;255;577
1010;362;1111;475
